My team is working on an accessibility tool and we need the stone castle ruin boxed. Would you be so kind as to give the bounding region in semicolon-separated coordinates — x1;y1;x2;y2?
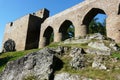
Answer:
2;0;120;51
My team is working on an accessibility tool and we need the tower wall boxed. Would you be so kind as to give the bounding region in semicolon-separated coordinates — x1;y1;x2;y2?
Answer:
3;15;30;51
2;8;49;51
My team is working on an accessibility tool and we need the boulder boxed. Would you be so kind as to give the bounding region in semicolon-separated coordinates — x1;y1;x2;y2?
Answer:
92;56;107;70
51;46;70;56
70;48;86;69
109;42;120;51
54;73;80;80
92;61;107;70
2;39;16;53
54;73;93;80
63;38;90;44
70;48;85;57
0;48;63;80
88;41;111;51
85;48;111;55
85;33;106;40
70;54;85;69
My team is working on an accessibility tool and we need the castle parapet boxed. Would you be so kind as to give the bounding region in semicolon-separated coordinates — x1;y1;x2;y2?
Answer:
32;8;49;21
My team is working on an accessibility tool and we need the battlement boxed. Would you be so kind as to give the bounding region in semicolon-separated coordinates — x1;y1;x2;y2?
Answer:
6;8;49;27
32;8;49;20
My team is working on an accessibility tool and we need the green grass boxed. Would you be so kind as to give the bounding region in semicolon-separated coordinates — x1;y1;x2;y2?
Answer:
48;41;120;79
111;51;120;59
48;42;89;49
1;41;120;79
0;48;40;73
46;42;60;48
0;41;88;74
23;74;37;80
55;52;120;80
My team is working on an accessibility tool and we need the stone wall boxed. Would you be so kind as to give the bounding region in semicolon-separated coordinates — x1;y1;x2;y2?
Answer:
2;9;49;51
3;15;30;51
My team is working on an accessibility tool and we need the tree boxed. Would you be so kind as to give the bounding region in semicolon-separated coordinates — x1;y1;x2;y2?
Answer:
50;32;54;43
67;25;75;38
89;18;106;35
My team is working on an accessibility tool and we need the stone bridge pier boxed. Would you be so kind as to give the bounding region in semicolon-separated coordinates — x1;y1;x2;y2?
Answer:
106;15;120;43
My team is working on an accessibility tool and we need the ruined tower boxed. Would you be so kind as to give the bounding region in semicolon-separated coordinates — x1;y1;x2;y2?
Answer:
3;8;49;51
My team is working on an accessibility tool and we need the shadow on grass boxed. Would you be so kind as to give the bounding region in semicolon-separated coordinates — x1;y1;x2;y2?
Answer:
0;56;14;67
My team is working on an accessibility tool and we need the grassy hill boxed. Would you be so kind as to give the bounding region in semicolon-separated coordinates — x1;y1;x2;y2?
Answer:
0;49;40;73
1;37;120;79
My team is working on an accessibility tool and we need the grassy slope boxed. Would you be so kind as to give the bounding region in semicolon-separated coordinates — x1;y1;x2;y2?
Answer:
0;49;40;73
0;42;87;73
49;42;120;80
59;54;120;80
1;42;120;79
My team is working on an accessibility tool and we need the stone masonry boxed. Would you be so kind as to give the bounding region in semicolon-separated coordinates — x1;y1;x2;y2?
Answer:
2;0;120;51
3;8;49;51
39;0;120;48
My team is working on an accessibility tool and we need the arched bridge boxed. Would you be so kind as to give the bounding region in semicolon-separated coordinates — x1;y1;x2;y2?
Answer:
39;0;120;48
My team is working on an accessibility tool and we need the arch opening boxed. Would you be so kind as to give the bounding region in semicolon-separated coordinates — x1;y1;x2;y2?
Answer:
83;8;107;35
43;26;54;46
118;4;120;15
59;20;75;41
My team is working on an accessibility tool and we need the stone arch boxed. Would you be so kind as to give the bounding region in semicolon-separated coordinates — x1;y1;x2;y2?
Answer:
59;20;75;41
82;8;107;33
43;26;54;46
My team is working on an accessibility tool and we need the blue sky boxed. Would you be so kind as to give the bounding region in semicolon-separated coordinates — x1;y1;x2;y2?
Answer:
0;0;106;51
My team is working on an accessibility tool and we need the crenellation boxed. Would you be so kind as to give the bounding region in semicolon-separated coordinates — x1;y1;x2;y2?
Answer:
33;8;49;20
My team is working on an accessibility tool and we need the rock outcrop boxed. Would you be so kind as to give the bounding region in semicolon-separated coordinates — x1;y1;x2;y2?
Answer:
0;48;63;80
54;73;80;80
1;33;120;80
92;56;107;70
63;33;106;44
2;39;16;53
54;73;93;80
63;33;120;55
70;48;86;69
